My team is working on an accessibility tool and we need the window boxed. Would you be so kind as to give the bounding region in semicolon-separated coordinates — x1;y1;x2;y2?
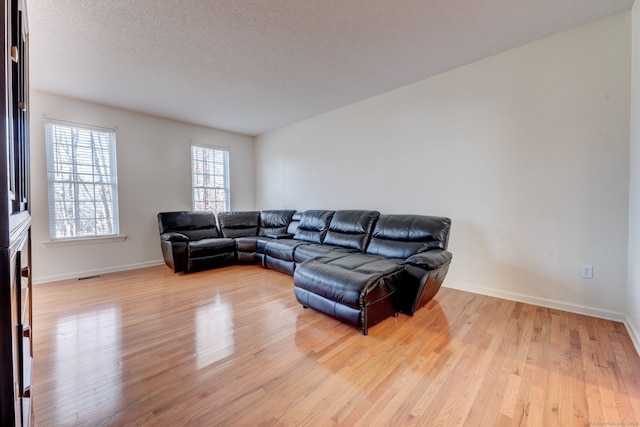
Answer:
45;121;120;240
191;144;230;214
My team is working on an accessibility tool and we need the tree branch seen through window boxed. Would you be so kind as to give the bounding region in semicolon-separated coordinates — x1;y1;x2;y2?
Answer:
45;121;120;240
191;144;229;214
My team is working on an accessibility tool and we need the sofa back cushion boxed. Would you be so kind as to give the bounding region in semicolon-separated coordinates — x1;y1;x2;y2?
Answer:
366;214;451;259
218;211;260;238
287;211;303;235
259;210;296;236
323;210;380;251
158;211;220;241
293;210;335;243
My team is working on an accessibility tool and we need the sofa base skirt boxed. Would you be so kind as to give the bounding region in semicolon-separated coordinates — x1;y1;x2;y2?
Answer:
188;253;236;272
237;251;258;264
265;256;295;275
294;286;397;335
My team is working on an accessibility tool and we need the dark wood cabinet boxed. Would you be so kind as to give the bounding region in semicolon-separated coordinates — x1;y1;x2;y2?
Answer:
1;0;31;425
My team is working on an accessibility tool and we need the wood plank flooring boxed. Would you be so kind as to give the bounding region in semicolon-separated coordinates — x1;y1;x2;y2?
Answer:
32;265;640;426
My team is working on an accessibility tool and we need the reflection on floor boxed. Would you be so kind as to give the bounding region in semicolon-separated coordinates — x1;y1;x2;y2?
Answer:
33;264;640;426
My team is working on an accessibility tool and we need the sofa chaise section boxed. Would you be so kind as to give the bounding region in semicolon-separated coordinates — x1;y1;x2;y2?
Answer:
294;253;404;335
293;214;452;334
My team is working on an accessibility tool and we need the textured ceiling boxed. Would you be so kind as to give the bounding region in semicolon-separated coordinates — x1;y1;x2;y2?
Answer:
28;0;634;136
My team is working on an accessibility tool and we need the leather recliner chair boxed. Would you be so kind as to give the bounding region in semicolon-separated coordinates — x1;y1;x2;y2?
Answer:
157;211;236;273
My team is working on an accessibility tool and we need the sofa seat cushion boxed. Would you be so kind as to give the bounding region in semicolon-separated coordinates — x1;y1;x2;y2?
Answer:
264;239;306;262
293;243;358;263
319;253;404;274
188;238;236;258
294;253;404;309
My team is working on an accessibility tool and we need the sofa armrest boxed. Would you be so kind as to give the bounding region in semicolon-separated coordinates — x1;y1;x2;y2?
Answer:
404;249;452;270
266;233;294;239
160;240;188;273
161;232;189;242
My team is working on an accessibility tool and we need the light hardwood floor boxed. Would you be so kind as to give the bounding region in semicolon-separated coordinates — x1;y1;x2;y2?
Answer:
32;265;640;426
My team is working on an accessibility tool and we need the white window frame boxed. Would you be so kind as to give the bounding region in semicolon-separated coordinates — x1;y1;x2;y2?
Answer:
191;144;230;214
45;120;120;240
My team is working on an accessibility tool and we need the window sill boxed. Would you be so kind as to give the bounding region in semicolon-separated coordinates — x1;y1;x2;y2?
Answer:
43;235;128;248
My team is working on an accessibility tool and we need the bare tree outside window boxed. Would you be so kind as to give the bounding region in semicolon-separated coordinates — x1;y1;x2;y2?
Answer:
191;145;229;214
45;121;120;239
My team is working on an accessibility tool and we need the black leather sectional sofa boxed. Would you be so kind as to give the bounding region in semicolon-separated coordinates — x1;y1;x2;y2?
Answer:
157;209;452;335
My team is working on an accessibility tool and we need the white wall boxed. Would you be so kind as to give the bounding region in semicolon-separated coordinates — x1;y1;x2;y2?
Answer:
256;12;632;320
30;91;255;283
628;2;640;351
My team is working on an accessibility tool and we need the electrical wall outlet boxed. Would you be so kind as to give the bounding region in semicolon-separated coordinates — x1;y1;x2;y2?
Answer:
581;264;593;279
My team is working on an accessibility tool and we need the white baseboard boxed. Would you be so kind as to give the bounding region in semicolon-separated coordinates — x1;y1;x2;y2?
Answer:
625;316;640;357
442;282;626;323
33;260;165;284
